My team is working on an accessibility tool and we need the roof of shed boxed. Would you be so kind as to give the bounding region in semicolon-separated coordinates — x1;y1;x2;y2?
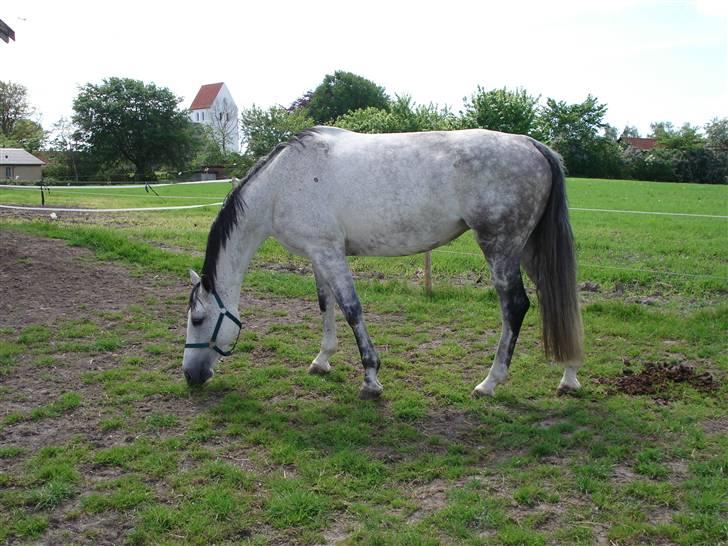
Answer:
622;137;659;150
0;148;46;165
190;82;224;110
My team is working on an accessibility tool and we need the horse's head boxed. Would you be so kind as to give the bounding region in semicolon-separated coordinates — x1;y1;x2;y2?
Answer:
183;270;242;386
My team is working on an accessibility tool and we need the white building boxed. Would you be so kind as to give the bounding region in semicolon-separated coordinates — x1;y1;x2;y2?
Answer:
189;82;240;153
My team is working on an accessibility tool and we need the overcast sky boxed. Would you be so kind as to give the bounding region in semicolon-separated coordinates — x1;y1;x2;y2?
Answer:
2;0;726;137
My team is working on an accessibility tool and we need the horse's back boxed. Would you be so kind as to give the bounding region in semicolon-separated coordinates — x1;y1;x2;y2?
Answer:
269;128;552;257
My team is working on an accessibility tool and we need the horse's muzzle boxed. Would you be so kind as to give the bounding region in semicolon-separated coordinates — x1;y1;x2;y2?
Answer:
184;367;213;386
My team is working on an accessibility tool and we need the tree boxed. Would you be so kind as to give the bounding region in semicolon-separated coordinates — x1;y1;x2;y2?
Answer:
650;121;704;151
208;96;239;153
304;71;389;124
648;121;675;140
705;117;728;149
240;104;314;160
536;95;614;177
72;77;198;180
0;80;31;136
462;86;540;135
335;95;457;133
49;117;80;181
7;119;45;153
620;125;640;138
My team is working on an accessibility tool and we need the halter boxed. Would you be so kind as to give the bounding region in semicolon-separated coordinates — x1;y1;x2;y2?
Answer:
184;289;242;357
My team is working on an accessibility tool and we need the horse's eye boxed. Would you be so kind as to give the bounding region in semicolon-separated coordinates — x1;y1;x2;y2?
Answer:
191;316;204;327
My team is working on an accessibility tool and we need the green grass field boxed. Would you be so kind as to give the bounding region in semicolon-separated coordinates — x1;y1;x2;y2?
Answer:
0;178;726;544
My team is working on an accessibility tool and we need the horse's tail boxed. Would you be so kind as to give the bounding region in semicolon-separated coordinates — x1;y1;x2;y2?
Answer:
527;139;584;365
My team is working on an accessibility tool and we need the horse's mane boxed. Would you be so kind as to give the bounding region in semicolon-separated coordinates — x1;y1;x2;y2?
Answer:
199;127;323;292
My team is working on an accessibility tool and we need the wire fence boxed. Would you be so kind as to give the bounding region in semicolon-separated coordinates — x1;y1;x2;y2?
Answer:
1;181;726;285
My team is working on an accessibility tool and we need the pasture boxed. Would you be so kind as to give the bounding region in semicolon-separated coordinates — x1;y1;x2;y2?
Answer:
0;178;726;545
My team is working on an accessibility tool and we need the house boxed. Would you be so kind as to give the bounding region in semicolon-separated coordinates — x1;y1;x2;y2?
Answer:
0;148;45;181
619;137;659;152
189;82;240;153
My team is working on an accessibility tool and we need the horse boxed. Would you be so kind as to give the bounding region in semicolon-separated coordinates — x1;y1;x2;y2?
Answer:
183;126;584;399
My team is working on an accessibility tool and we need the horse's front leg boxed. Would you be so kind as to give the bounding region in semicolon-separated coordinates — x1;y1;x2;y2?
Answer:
309;271;337;375
309;249;383;400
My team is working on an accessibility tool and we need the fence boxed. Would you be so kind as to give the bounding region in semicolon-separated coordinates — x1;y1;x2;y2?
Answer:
1;181;726;290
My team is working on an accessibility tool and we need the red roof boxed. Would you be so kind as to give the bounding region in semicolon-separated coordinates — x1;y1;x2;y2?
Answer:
190;83;224;110
623;137;658;151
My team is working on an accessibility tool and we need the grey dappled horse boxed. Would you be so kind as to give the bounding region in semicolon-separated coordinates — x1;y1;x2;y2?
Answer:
183;127;584;399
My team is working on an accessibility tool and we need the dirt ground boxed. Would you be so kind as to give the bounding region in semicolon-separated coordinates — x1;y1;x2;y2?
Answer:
0;230;323;544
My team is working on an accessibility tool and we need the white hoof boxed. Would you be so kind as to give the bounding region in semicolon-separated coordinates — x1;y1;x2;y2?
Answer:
558;367;581;394
308;360;331;375
472;377;499;398
472;386;494;398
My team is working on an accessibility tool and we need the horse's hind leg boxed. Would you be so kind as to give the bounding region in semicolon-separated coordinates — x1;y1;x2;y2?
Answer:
309;270;338;375
309;248;383;399
472;248;530;397
522;241;582;393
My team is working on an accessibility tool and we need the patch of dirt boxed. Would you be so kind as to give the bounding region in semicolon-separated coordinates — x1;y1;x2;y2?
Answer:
405;478;451;523
702;416;728;435
0;230;174;327
596;360;719;402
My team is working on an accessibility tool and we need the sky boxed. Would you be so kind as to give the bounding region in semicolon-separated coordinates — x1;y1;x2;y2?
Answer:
2;0;727;137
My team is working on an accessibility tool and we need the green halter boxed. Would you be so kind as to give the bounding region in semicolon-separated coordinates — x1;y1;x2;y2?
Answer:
184;289;242;357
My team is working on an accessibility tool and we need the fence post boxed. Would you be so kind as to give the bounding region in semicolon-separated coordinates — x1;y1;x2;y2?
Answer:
424;251;432;296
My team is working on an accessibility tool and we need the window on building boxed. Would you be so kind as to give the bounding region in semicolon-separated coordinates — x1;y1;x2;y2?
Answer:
202;112;205;121
5;166;11;179
195;112;199;121
219;112;223;121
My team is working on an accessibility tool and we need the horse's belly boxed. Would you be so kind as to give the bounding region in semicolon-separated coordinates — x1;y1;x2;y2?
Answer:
343;217;469;257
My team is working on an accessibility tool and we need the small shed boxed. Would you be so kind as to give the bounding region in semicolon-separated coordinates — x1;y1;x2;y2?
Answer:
0;148;45;182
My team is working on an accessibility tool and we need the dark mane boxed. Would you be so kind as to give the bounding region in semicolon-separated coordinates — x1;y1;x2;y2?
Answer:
200;128;322;292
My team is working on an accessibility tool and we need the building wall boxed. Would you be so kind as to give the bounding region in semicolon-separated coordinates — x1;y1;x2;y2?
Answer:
2;165;42;181
189;84;240;153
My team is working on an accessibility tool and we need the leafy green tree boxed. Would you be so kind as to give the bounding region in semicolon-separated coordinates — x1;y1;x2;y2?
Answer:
0;80;45;152
0;80;32;136
0;120;45;154
3;119;45;153
704;117;728;149
72;77;198;180
651;121;704;151
335;95;457;133
648;121;675;140
49;117;80;181
462;86;539;135
620;125;640;138
304;71;389;124
240;104;314;160
536;95;615;177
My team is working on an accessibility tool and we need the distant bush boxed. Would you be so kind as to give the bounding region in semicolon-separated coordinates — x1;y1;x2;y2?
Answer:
334;95;457;134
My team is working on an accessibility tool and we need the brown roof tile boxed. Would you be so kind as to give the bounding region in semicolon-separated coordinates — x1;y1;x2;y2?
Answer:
623;137;659;150
190;83;224;110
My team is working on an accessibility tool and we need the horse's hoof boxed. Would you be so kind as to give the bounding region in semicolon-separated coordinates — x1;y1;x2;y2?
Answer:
308;361;331;375
471;387;494;398
557;384;580;396
359;385;383;400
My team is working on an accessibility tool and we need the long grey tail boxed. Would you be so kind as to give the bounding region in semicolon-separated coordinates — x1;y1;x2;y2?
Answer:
527;139;584;364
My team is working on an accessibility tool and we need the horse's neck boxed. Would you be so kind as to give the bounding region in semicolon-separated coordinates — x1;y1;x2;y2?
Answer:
214;185;272;305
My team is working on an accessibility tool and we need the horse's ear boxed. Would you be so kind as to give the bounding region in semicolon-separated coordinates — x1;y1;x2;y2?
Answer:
189;269;201;285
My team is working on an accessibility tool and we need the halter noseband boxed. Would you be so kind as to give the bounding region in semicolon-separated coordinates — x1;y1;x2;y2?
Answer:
185;289;242;357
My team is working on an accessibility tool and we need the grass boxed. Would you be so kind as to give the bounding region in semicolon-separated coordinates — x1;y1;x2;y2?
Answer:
0;178;726;544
